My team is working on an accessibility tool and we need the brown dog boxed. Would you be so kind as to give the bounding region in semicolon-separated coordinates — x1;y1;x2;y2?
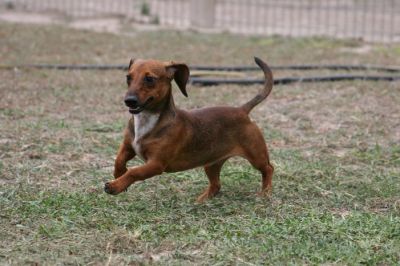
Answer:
104;57;274;202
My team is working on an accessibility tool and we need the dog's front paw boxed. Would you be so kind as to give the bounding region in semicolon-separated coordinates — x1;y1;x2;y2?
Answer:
104;181;122;195
104;182;115;195
104;181;128;195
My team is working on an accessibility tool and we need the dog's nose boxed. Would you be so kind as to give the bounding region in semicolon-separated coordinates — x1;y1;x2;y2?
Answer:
124;95;139;108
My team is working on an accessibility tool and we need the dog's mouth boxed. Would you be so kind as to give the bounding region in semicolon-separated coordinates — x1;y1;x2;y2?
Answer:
128;97;154;114
129;106;144;114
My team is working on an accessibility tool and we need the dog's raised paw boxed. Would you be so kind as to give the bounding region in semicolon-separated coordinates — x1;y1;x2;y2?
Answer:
104;182;114;194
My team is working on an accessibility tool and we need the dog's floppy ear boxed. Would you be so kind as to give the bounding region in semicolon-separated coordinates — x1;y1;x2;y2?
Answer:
128;58;135;70
165;62;190;97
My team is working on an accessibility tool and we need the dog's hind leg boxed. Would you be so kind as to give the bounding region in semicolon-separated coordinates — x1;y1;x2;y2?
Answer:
257;161;274;196
241;128;274;196
245;151;273;196
197;159;227;203
246;149;274;196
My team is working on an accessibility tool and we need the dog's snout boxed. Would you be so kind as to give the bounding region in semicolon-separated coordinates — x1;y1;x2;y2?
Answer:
124;95;139;108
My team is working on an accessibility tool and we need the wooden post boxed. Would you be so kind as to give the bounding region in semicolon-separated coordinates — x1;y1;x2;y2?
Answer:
190;0;216;28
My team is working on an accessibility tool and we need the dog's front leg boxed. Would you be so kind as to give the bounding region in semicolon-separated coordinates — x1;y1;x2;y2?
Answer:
105;160;164;195
114;133;135;179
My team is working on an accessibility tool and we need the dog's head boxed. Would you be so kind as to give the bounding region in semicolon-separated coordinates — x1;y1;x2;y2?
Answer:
124;59;189;114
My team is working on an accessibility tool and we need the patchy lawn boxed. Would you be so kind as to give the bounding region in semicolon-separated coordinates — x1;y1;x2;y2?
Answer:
0;23;399;265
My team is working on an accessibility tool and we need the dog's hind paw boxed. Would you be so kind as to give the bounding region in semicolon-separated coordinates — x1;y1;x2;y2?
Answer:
257;189;272;198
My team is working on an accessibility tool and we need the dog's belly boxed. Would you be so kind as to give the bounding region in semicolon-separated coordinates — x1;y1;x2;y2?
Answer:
164;146;242;173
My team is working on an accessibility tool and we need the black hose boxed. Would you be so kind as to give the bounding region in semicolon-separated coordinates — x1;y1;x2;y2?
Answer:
1;63;399;86
0;64;126;70
1;63;400;73
192;64;400;73
190;75;400;86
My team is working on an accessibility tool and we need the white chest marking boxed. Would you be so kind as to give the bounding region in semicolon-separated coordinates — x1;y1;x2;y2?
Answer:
132;111;160;158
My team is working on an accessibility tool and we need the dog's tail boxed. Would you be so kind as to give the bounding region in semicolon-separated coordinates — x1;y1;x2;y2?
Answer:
241;57;273;113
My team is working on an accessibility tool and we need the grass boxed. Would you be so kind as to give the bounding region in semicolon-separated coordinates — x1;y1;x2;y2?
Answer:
0;22;400;264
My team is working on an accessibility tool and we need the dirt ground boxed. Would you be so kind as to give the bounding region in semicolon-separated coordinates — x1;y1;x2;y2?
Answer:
0;22;400;264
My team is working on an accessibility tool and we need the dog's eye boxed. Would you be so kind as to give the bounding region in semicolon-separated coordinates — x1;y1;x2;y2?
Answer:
126;75;132;85
143;76;156;84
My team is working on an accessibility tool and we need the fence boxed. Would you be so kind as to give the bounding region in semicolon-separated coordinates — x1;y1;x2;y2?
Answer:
1;0;399;42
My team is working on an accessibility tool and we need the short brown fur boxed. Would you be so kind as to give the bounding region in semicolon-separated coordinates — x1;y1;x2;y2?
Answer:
105;57;274;202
